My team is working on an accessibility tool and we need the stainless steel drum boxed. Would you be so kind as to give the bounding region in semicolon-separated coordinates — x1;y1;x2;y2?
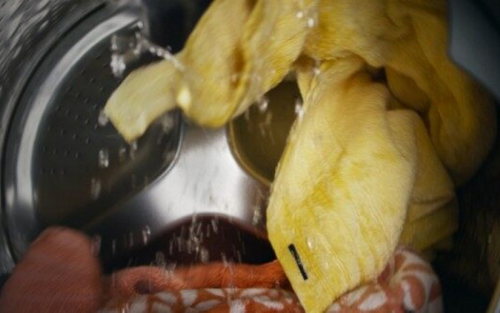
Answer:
1;1;500;312
0;0;274;275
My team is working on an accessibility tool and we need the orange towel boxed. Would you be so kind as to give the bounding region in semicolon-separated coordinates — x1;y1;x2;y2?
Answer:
0;228;442;312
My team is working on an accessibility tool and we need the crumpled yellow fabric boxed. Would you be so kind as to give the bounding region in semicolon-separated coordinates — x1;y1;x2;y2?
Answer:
104;0;496;312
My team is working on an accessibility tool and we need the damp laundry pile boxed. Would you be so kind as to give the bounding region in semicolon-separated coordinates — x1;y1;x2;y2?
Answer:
0;0;495;312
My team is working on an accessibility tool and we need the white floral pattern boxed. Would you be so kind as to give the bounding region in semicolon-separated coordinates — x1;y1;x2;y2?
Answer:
101;248;442;313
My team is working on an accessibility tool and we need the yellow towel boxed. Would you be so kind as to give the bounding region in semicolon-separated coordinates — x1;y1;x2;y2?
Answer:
104;0;496;312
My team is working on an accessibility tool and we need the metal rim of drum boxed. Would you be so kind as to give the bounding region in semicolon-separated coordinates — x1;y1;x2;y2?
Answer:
0;1;270;273
0;0;107;275
1;4;183;268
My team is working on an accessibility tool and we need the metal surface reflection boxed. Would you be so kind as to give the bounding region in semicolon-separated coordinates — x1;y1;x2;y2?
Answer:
86;121;269;265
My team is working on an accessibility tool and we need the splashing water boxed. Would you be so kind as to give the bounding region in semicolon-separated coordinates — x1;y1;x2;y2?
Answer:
169;238;175;255
160;114;175;133
200;247;209;263
118;146;127;162
155;251;166;267
111;239;117;255
257;96;269;113
313;65;321;76
129;140;138;159
142;226;152;245
110;24;184;78
110;53;126;78
252;206;262;225
307;17;315;28
221;253;229;267
98;109;109;127
166;262;177;276
307;237;314;249
295;98;304;120
110;34;134;78
108;13;184;79
211;219;219;234
90;178;101;200
98;149;110;168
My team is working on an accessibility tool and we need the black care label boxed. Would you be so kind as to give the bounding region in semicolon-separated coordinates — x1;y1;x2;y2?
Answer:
288;244;308;281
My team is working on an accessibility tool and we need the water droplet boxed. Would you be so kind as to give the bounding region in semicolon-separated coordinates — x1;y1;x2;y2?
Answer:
205;224;211;238
200;248;209;263
211;219;219;233
90;178;101;200
296;11;304;19
129;141;138;159
166;262;177;274
221;253;229;267
98;149;110;168
110;33;135;78
252;206;262;225
307;237;314;249
295;98;304;120
257;96;269;113
118;146;127;162
142;226;151;245
98;110;109;127
160;114;175;133
169;239;174;255
177;235;183;252
155;251;166;267
307;17;315;28
110;54;126;77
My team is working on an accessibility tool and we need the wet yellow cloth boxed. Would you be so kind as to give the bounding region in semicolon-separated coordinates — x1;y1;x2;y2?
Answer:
104;0;496;312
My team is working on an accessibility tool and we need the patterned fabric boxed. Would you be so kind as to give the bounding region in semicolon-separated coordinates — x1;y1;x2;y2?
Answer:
0;228;442;313
101;248;442;313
